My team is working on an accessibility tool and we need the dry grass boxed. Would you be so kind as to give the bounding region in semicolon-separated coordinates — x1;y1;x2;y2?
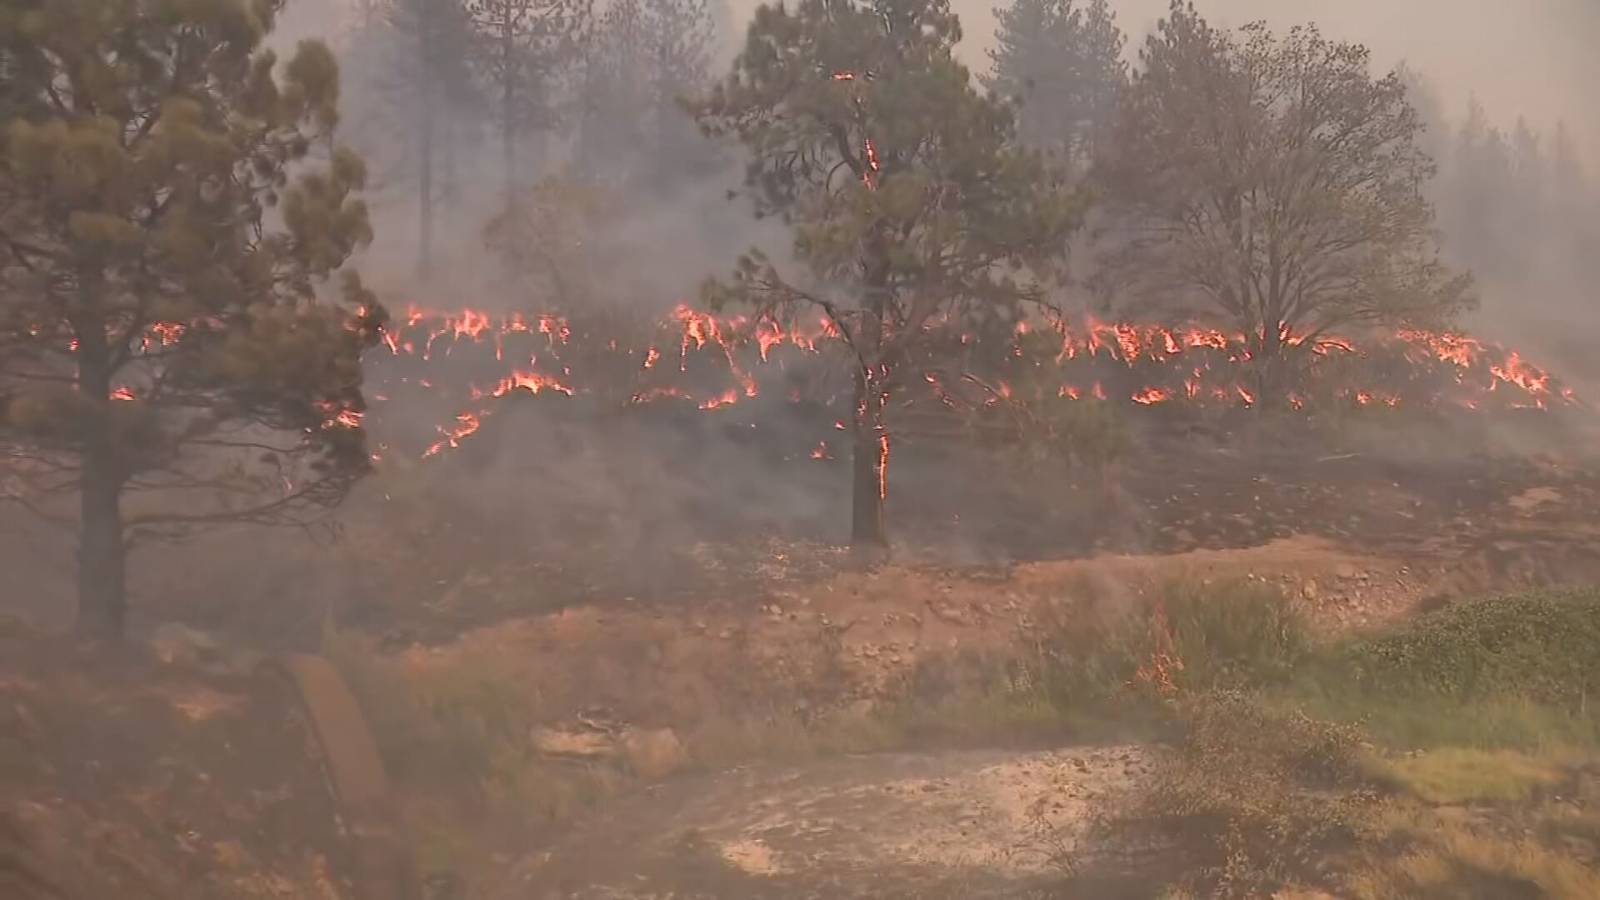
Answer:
1352;824;1600;899
1379;748;1567;805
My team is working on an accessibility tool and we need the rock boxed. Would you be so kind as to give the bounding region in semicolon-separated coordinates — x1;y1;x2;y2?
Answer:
1509;486;1561;513
149;623;222;666
1333;562;1360;580
622;728;688;780
146;623;263;676
1300;579;1320;601
927;600;972;626
532;727;616;760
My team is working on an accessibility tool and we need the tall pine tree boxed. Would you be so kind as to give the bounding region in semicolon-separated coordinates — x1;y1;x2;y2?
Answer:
578;0;716;189
0;0;382;636
984;0;1125;167
468;0;592;193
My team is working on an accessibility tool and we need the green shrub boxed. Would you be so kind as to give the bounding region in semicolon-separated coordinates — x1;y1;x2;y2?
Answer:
1327;589;1600;706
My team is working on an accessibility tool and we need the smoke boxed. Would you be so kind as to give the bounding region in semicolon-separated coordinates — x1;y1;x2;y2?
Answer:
945;0;1597;165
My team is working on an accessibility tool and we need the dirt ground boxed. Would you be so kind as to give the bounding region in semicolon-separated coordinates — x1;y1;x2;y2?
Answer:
0;629;360;899
373;475;1600;897
494;745;1152;899
8;416;1600;898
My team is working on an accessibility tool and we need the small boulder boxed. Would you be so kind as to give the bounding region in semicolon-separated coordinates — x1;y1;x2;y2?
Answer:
531;727;616;760
622;727;688;780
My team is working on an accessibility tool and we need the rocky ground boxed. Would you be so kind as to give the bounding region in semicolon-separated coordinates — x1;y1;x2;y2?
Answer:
0;627;361;899
495;745;1152;900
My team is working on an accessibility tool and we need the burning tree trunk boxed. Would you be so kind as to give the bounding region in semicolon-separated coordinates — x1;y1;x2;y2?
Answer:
850;366;890;551
849;252;892;553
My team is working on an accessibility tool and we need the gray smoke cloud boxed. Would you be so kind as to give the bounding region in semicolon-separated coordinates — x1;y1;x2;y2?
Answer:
717;0;1600;165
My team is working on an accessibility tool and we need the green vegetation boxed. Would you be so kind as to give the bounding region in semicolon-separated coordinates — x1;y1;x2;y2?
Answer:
1046;584;1600;898
1379;749;1566;805
828;581;1600;896
0;0;380;637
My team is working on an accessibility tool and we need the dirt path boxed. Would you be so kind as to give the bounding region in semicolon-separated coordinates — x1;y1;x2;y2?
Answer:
494;745;1152;899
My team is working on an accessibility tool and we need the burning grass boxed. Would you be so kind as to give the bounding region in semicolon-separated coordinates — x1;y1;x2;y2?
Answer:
364;303;1588;467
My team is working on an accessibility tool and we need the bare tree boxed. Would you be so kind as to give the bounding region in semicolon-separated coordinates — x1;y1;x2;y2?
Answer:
1094;2;1474;390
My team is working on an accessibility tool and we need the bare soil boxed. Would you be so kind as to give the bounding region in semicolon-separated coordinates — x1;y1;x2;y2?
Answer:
493;745;1153;899
0;630;361;899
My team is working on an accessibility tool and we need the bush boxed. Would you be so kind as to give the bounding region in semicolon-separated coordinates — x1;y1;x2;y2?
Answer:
1327;589;1600;706
1106;691;1379;897
1028;577;1309;711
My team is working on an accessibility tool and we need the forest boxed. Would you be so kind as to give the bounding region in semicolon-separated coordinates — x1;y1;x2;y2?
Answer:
4;1;1600;898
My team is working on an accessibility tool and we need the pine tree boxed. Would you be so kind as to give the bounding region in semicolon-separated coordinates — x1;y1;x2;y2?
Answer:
0;0;382;637
468;0;592;193
578;0;716;188
381;0;483;276
695;0;1082;551
985;0;1125;167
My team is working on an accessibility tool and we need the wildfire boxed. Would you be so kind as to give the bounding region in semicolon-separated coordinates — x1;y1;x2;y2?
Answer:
422;412;483;458
479;369;574;399
363;304;1581;467
876;433;890;500
1132;386;1171;406
698;389;740;410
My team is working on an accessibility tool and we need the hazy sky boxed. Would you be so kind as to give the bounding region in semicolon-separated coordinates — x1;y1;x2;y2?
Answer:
296;0;1597;160
717;0;1600;161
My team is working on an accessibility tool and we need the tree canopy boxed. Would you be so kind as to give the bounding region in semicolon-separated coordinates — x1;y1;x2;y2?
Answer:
0;0;381;636
1094;2;1473;383
984;0;1125;166
694;0;1082;549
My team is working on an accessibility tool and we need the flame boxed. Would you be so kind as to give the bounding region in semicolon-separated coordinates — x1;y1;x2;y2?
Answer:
110;386;136;401
876;432;890;500
327;409;364;429
698;389;740;410
1489;351;1550;396
1132;386;1171;405
423;412;483;458
486;369;574;398
810;441;830;460
364;305;1581;468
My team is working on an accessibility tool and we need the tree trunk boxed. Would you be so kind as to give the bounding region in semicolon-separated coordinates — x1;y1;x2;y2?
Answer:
851;242;891;556
850;369;889;552
501;13;518;196
77;446;127;638
417;20;435;279
419;107;434;279
73;314;127;638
